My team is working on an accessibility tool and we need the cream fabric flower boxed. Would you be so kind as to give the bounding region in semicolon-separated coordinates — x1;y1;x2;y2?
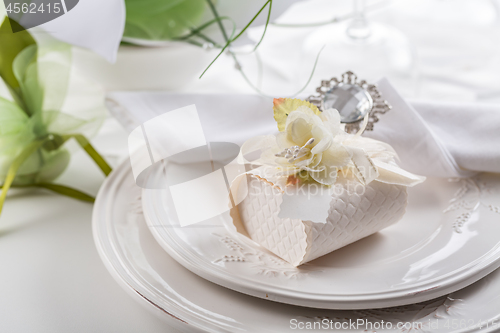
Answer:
243;98;425;188
265;105;352;185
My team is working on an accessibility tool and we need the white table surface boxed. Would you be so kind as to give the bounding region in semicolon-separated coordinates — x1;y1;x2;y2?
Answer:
1;1;499;332
0;119;182;333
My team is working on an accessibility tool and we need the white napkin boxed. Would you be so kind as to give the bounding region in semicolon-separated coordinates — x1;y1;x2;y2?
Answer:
365;79;500;177
107;79;500;178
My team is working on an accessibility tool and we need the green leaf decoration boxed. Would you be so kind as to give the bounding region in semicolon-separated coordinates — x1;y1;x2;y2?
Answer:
0;96;36;180
173;16;235;45
12;44;40;116
124;0;207;40
0;134;103;216
0;138;45;216
0;18;110;218
35;42;72;113
63;134;112;176
1;183;95;203
0;96;29;136
12;44;37;86
33;183;95;203
223;0;272;52
199;0;273;78
7;147;70;186
0;18;35;91
33;147;70;183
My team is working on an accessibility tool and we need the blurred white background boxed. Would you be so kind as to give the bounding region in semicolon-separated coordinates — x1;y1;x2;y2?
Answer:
183;0;500;104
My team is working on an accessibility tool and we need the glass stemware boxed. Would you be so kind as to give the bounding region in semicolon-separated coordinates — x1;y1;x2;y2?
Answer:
300;0;417;94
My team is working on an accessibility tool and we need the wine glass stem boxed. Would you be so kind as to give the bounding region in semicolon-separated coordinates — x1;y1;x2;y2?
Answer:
346;0;371;40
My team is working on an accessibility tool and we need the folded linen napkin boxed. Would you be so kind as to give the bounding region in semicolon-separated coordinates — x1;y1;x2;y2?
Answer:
364;79;500;178
107;79;500;178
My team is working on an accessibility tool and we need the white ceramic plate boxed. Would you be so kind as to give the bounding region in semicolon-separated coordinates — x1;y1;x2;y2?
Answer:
94;159;500;332
142;161;500;309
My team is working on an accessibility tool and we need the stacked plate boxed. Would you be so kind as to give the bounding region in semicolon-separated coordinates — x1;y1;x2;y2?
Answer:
93;157;500;332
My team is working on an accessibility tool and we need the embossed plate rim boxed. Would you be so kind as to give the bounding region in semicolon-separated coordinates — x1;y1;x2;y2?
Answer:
94;157;500;332
143;163;500;309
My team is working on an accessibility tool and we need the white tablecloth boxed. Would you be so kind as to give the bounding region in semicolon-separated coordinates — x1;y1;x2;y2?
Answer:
0;120;181;332
1;0;499;331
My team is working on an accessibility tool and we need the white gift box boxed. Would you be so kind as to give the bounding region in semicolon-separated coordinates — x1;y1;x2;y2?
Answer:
231;173;408;266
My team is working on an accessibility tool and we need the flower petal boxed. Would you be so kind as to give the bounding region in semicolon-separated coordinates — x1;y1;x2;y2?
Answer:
309;153;322;168
285;109;319;130
319;108;341;136
289;118;312;146
310;165;338;185
276;132;294;149
310;126;333;154
309;145;351;185
294;155;314;168
273;98;321;131
373;160;426;187
322;144;352;168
